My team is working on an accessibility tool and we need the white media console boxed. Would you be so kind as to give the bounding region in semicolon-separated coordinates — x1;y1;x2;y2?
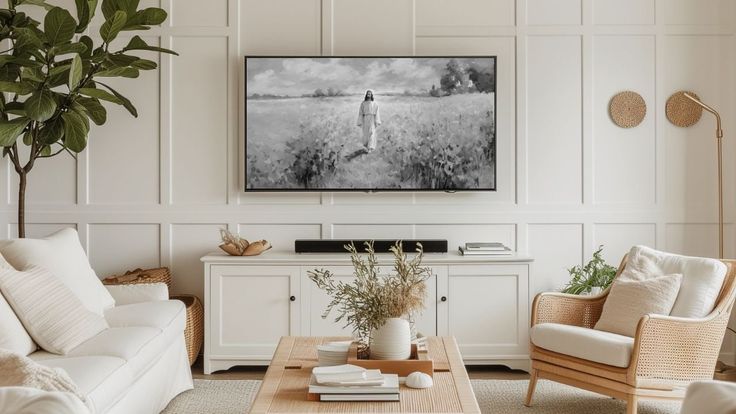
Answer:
201;251;533;374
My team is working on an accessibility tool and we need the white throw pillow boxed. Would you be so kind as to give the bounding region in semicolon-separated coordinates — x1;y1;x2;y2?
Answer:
0;254;36;355
0;228;114;315
594;274;683;337
623;246;727;318
0;266;108;355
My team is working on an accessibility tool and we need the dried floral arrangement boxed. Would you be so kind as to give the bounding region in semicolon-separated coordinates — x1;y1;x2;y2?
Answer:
308;241;431;352
219;228;271;256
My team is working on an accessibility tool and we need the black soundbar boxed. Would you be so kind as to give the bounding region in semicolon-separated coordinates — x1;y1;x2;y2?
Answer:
295;239;448;254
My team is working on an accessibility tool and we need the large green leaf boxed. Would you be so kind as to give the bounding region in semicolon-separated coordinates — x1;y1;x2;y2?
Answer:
95;67;139;78
52;42;88;56
130;58;156;70
0;117;31;147
25;89;56;122
0;81;35;95
99;10;127;43
44;7;77;45
61;111;88;152
125;7;166;28
101;0;139;20
78;87;122;104
124;35;178;55
76;96;106;125
74;0;90;32
68;54;82;90
38;118;64;145
17;0;54;10
97;81;137;117
79;36;94;58
21;67;44;82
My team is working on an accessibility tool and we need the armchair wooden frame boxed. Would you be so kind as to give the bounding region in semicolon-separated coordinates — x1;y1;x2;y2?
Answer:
525;256;736;414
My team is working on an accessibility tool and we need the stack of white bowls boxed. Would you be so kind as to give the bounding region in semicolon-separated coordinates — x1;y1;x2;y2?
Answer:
317;341;351;366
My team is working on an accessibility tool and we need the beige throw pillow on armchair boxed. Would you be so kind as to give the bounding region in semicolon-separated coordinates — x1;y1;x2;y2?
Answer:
594;274;683;337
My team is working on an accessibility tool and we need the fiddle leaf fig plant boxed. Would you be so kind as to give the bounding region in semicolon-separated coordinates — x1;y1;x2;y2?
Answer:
0;0;178;237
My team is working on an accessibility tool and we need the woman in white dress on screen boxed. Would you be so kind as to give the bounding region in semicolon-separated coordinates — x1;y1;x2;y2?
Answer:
357;89;381;153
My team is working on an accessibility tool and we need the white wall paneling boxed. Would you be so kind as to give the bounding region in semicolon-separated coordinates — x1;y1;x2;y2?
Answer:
3;0;736;360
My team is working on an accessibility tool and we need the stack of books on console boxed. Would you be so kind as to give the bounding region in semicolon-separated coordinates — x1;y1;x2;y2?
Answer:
458;242;513;256
307;364;399;402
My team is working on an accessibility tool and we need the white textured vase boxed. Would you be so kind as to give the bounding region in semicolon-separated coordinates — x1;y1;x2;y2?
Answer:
370;318;411;360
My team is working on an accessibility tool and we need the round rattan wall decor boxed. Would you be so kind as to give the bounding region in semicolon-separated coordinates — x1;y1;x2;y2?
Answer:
666;90;703;127
609;91;646;128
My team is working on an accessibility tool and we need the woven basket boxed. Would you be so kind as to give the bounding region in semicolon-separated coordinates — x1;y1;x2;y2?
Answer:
102;267;172;290
171;295;204;365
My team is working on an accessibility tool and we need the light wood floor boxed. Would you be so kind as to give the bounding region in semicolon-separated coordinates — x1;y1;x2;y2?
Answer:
191;357;530;381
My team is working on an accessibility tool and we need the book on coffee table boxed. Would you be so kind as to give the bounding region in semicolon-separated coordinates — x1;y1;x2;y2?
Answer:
307;373;399;402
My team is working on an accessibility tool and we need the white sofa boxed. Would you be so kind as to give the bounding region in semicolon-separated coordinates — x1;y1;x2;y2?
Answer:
0;229;193;413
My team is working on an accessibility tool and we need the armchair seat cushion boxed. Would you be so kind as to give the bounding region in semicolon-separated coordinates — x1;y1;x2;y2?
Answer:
530;323;634;368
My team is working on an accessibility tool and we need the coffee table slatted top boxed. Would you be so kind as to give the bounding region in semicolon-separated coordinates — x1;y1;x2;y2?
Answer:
249;336;480;414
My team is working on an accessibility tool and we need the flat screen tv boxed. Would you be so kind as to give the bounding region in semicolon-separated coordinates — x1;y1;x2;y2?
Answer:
244;56;496;192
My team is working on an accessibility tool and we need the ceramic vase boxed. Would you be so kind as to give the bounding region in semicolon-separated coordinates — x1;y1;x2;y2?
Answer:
370;317;411;360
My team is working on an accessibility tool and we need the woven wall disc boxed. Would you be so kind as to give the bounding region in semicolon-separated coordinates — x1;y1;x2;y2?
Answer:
666;91;703;127
609;91;646;128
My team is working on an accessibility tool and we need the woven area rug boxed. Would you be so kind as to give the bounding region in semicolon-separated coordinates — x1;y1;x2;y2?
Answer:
162;379;682;413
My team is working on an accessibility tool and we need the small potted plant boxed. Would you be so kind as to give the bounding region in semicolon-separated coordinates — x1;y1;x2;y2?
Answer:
561;246;618;295
308;241;431;359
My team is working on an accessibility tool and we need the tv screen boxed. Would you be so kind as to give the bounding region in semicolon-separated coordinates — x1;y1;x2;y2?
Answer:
244;56;496;191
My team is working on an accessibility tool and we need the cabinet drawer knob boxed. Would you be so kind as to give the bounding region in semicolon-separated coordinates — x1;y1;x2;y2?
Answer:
441;296;447;302
290;296;296;302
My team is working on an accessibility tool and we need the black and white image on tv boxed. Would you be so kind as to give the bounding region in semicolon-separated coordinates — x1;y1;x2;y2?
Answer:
245;57;496;191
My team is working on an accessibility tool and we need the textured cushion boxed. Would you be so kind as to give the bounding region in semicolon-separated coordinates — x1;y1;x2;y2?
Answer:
30;354;131;414
104;283;169;306
0;292;36;355
681;380;736;414
623;246;727;317
0;387;89;414
0;266;109;355
531;323;634;368
594;274;682;337
0;228;115;315
0;349;81;398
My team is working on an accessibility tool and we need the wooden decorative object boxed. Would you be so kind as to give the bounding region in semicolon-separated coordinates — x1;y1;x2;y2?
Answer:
666;90;703;127
609;91;646;128
347;342;434;377
219;228;271;256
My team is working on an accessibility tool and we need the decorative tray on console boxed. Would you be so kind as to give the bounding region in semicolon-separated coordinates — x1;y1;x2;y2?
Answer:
347;342;434;377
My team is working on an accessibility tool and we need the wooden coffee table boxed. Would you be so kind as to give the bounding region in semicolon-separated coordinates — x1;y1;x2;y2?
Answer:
249;336;480;413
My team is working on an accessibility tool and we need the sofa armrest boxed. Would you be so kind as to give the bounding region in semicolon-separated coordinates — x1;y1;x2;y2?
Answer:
0;387;89;414
531;291;609;329
105;283;169;306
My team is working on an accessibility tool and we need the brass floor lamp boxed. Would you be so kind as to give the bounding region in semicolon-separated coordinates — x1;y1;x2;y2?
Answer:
669;91;732;378
666;91;725;259
683;92;725;259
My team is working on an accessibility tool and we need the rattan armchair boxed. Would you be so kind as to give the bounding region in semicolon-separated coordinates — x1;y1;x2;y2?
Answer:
525;256;736;414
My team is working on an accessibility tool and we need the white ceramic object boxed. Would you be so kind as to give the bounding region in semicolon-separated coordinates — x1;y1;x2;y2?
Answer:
370;318;411;360
405;371;433;389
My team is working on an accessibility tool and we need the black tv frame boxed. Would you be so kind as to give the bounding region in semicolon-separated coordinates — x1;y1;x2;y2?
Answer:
243;55;497;193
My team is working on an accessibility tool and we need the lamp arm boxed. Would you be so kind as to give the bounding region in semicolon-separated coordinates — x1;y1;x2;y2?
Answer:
683;93;723;138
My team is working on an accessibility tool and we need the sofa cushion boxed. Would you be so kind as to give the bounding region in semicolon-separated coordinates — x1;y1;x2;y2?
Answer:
0;386;90;414
531;323;634;368
104;300;186;331
0;266;108;355
0;291;36;355
104;283;169;306
681;380;736;414
0;229;115;315
623;246;727;318
30;354;131;414
594;274;682;337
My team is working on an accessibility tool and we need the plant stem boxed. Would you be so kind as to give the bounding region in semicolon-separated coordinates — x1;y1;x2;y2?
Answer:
17;171;25;238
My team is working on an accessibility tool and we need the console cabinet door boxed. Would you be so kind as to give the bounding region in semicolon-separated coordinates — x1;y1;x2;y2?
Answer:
438;264;529;366
304;266;439;337
209;265;300;360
